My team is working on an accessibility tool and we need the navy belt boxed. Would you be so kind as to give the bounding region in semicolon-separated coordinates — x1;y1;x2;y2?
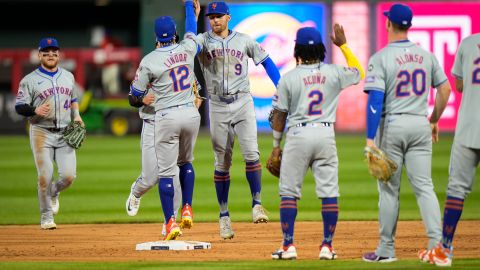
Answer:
165;102;195;109
210;94;240;104
294;122;332;128
44;127;65;133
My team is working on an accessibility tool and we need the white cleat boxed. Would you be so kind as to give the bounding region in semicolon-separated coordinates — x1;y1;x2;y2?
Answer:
41;221;57;230
126;193;141;216
319;244;337;260
272;245;297;260
51;194;59;215
252;204;269;223
219;216;235;240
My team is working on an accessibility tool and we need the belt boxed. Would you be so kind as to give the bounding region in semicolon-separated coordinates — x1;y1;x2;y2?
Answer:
294;122;332;128
44;127;65;133
165;102;195;109
209;94;240;104
143;119;153;123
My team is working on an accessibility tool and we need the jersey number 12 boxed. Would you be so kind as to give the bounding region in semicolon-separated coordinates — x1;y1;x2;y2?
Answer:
169;65;191;92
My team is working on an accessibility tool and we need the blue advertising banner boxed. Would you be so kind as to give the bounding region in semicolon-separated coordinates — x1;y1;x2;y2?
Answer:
228;2;327;131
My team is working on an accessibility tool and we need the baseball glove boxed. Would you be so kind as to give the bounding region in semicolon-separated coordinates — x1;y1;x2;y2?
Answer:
193;80;205;108
364;146;398;183
63;121;86;149
266;147;282;177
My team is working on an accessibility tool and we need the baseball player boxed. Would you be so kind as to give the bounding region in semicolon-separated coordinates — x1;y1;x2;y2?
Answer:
129;0;200;240
15;38;84;230
362;3;452;263
125;87;183;235
269;25;364;260
422;33;480;267
194;1;281;240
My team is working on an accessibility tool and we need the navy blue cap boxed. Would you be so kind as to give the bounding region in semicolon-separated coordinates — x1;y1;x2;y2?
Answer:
295;27;323;45
205;1;230;16
38;38;60;51
383;3;413;27
155;16;177;42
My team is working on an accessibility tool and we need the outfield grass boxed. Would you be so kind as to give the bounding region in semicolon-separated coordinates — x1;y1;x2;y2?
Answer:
1;132;478;225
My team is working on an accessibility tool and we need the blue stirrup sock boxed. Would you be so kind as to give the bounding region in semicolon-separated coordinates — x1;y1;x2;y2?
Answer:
214;170;230;217
321;197;339;246
442;196;464;249
179;163;195;207
246;160;262;207
280;196;297;248
158;177;175;222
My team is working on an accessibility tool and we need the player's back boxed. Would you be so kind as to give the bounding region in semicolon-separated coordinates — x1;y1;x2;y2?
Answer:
140;39;196;111
278;63;359;128
368;41;447;116
452;33;480;148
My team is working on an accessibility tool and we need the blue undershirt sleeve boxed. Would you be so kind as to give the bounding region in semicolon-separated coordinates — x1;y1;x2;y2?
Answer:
261;57;281;87
185;0;197;35
366;90;384;140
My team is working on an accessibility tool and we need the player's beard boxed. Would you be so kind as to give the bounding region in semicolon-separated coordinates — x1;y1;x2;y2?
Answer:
41;58;59;71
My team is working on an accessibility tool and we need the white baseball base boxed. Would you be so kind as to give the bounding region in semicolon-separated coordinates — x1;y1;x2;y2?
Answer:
136;240;211;251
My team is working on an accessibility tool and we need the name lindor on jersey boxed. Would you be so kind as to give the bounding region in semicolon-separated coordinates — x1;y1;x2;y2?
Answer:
303;73;327;86
164;53;189;68
395;53;424;66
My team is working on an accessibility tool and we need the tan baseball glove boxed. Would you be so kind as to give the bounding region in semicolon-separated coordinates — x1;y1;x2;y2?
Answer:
193;80;205;108
364;146;397;183
266;147;282;178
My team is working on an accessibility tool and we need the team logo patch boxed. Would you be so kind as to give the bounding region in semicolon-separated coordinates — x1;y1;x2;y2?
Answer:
365;75;375;83
368;64;374;72
212;3;217;9
47;39;52;45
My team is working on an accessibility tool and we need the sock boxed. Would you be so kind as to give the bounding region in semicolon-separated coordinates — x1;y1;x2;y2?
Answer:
179;163;195;207
158;178;174;222
321;197;339;246
214;170;230;217
280;196;297;248
245;160;262;207
442;196;464;249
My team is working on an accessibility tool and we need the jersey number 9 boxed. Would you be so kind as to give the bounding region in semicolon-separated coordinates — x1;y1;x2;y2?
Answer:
169;65;191;92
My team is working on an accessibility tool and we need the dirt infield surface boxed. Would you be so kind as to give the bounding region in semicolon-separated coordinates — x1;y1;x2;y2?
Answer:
1;221;479;262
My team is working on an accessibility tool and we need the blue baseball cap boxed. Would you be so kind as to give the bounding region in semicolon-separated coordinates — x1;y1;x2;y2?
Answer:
205;1;230;16
295;27;323;45
38;38;60;51
383;3;413;27
155;16;177;42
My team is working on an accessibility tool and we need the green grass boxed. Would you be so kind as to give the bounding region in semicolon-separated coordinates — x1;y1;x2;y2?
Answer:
0;132;478;225
1;259;480;270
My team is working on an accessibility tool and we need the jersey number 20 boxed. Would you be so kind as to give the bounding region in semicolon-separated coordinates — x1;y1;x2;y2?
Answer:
169;65;191;92
396;69;426;97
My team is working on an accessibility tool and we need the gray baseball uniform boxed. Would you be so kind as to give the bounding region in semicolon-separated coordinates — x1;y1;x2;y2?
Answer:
364;40;448;256
16;67;79;225
196;30;269;170
448;33;480;199
130;97;182;218
273;63;360;199
131;33;200;178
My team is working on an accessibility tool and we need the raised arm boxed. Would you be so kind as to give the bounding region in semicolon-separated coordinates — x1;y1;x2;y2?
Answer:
330;23;365;80
184;0;198;34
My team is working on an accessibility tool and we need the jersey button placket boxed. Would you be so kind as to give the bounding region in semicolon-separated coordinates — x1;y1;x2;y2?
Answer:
222;41;228;95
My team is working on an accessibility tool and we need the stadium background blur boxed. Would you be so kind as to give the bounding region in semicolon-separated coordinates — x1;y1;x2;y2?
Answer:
1;0;478;136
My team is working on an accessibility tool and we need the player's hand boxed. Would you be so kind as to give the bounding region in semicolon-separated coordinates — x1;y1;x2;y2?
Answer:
330;23;347;47
366;138;376;148
193;0;200;18
142;93;155;106
74;117;85;127
35;103;50;117
430;123;439;143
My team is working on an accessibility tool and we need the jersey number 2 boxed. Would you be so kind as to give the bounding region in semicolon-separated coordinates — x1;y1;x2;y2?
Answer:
308;90;323;115
473;58;480;84
169;65;191;92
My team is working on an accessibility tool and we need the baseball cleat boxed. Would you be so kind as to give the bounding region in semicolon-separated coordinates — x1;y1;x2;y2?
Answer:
164;217;181;241
432;244;453;267
418;248;434;263
51;193;60;215
362;252;397;263
272;245;297;260
319;243;337;260
219;216;235;240
179;204;193;229
126;183;141;216
252;204;269;223
40;221;57;230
